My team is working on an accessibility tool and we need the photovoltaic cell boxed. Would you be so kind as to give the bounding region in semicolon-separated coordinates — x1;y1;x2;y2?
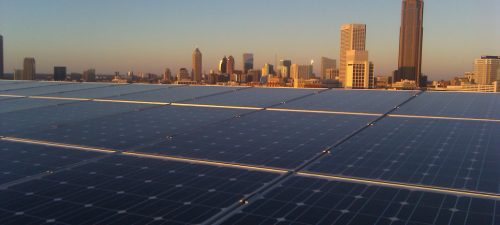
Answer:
108;85;240;103
138;111;375;169
18;105;251;150
395;92;500;119
43;84;168;99
0;155;278;225
0;97;80;113
273;89;417;113
0;82;114;96
307;117;500;193
0;141;105;185
1;101;153;136
183;87;321;107
220;176;499;225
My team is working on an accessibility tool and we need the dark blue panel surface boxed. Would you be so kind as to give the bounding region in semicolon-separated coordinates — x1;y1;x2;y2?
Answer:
274;89;417;113
307;117;500;193
220;176;499;225
1;101;152;136
0;97;80;113
0;82;114;96
109;85;240;103
183;87;321;107
0;81;62;91
0;141;105;185
44;84;167;99
19;105;251;150
138;111;375;169
395;92;500;119
0;155;278;225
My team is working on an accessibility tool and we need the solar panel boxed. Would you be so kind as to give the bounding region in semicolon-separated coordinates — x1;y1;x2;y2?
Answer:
0;154;278;225
273;89;418;113
108;85;241;103
0;81;63;91
219;176;499;225
1;101;154;136
138;110;376;169
0;97;80;114
306;117;500;193
0;82;114;96
0;141;105;185
18;105;252;150
395;92;500;119
183;87;322;107
43;84;168;99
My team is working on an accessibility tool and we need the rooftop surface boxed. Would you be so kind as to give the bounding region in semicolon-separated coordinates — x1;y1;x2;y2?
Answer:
0;80;499;225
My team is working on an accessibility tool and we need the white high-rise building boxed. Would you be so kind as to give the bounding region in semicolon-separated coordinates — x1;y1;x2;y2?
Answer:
345;50;374;89
473;56;499;85
339;24;366;86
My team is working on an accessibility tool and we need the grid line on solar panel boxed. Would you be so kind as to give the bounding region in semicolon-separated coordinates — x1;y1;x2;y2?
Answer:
41;83;173;99
0;82;65;92
0;154;279;225
0;97;86;114
215;175;499;225
305;117;500;194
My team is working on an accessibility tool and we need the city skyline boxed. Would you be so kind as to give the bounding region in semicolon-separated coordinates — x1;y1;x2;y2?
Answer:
0;0;499;80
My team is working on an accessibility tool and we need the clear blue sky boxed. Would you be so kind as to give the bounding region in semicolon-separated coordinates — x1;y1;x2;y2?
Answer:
1;0;499;80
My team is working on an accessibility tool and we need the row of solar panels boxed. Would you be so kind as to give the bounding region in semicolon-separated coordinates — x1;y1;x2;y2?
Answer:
1;80;499;119
0;80;499;225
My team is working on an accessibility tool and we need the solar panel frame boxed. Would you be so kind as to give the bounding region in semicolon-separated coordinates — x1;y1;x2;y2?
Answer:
138;110;377;169
0;82;115;96
394;91;500;119
42;84;170;99
0;154;279;225
273;89;418;114
0;97;81;114
306;117;500;193
218;175;499;225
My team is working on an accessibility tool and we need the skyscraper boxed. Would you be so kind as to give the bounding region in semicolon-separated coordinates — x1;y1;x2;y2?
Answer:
0;35;3;78
340;24;366;86
53;66;67;81
473;56;499;85
192;48;202;82
219;56;228;74
23;58;36;80
262;63;274;76
321;57;336;80
279;60;292;79
396;0;424;87
243;53;254;74
345;50;374;89
82;69;96;82
227;56;235;75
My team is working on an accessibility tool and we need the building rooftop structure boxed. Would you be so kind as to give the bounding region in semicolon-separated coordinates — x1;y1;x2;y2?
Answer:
0;80;498;225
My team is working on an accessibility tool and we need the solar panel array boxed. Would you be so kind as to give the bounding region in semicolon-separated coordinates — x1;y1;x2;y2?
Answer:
0;80;498;225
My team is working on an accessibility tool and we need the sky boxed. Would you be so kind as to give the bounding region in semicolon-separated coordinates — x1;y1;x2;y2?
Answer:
0;0;499;80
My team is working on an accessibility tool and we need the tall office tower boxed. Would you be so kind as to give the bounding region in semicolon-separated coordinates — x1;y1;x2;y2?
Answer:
345;50;374;89
227;55;235;75
177;68;190;81
23;58;36;80
321;57;336;80
262;63;274;76
163;68;172;81
396;0;424;87
473;56;500;85
219;56;228;74
0;35;3;78
192;48;202;82
53;66;67;81
14;69;23;80
340;24;366;86
279;60;292;78
82;69;96;82
243;53;254;74
290;64;314;80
